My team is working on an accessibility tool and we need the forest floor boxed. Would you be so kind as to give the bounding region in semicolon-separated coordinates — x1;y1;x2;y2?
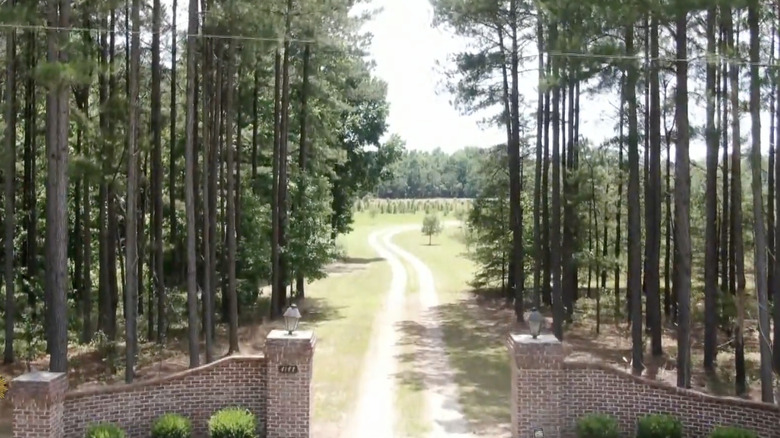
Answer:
0;210;773;437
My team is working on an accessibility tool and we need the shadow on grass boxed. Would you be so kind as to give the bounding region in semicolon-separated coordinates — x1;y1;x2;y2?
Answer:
395;291;513;435
300;297;346;325
341;256;383;264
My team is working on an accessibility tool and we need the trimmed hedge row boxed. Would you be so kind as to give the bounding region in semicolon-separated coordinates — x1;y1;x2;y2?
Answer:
83;407;258;438
576;413;758;438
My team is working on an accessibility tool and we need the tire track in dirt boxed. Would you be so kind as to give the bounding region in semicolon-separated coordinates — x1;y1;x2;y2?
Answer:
345;227;409;438
384;226;471;437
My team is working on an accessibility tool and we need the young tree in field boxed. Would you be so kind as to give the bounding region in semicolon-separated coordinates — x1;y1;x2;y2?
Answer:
422;214;443;245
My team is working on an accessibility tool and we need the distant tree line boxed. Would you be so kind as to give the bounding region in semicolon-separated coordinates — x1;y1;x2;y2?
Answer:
375;147;484;199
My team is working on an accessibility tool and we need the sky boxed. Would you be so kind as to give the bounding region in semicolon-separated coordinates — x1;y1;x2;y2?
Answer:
359;0;613;154
359;0;773;160
163;0;772;160
359;0;507;153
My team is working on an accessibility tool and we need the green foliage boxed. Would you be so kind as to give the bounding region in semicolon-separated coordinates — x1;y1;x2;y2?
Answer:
151;413;192;438
709;427;758;438
288;174;338;283
636;414;683;438
84;423;125;438
575;413;619;438
422;213;444;244
375;144;483;199
236;185;272;305
208;408;257;438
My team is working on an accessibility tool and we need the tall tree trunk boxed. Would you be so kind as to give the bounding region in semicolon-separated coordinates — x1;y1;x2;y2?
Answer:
276;0;294;313
107;9;119;341
270;49;283;318
151;0;164;345
703;6;719;373
22;28;37;314
167;0;178;296
615;77;625;319
509;0;524;321
542;54;552;307
75;74;91;344
532;11;545;309
201;33;215;362
674;8;692;390
747;0;775;402
498;25;514;301
720;23;730;333
646;14;662;357
725;7;747;396
774;0;780;374
252;64;259;182
295;43;312;299
183;0;201;368
45;0;71;373
4;17;17;364
225;39;239;354
82;176;92;344
208;43;219;334
625;23;643;375
125;0;141;383
98;13;110;339
550;21;564;340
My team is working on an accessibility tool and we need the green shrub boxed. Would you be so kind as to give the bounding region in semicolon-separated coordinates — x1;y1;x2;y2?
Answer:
151;413;192;438
636;414;683;438
710;426;758;438
576;413;619;438
208;407;257;438
84;423;125;438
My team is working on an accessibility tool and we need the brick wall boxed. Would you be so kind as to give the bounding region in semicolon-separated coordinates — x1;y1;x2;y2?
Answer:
563;361;780;438
63;356;267;438
508;334;780;438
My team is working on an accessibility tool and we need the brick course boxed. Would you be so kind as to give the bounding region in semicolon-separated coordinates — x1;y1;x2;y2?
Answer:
64;356;267;438
11;330;317;438
508;334;780;438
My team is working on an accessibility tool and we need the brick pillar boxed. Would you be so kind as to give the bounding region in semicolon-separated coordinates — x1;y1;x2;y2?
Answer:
10;371;68;438
266;329;316;438
508;333;565;438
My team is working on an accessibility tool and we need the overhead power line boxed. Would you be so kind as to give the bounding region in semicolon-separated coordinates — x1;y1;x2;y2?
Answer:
0;21;778;68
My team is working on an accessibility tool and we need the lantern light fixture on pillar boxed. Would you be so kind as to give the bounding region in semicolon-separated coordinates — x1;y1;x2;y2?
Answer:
528;308;543;339
283;304;301;335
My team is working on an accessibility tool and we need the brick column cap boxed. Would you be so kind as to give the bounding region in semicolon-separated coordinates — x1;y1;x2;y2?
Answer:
267;329;315;343
10;371;68;403
266;330;316;363
507;333;566;369
509;333;561;346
